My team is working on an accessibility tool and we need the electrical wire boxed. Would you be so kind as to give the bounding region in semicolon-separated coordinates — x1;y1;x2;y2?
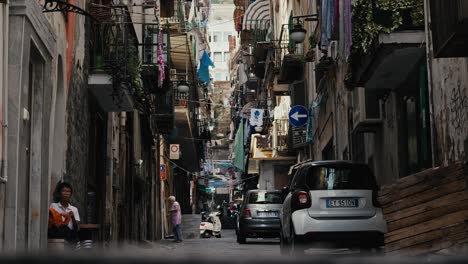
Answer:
161;155;258;185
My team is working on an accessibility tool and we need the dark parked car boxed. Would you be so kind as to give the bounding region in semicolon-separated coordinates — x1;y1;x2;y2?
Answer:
236;190;283;244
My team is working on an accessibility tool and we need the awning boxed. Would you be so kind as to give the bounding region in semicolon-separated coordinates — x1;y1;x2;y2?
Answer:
365;47;425;91
242;0;271;31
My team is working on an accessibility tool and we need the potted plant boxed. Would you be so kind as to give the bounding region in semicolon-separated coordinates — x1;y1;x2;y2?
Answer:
305;35;317;62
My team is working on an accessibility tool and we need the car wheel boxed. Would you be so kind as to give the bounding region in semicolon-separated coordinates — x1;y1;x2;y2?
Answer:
290;225;304;256
215;234;221;238
280;231;290;255
236;233;246;244
360;245;384;255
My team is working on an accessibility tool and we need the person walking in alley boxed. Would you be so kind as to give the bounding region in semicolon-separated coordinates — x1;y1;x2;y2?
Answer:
168;196;183;243
48;182;81;247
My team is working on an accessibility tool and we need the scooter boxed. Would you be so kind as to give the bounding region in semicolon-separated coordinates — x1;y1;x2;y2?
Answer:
200;209;222;238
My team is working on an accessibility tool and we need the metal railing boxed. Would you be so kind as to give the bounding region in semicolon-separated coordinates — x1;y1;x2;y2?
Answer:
275;118;290;153
276;24;304;69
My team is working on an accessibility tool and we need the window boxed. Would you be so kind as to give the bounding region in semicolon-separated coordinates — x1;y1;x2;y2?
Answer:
224;32;230;42
213;32;221;42
292;164;377;191
248;191;283;204
213;52;222;62
224;52;230;62
214;73;222;81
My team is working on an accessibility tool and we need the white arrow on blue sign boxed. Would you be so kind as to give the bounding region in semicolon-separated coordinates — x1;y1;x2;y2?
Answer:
289;105;309;127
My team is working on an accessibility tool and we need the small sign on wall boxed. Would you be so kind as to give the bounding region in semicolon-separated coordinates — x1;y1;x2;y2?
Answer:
160;165;167;181
170;144;180;160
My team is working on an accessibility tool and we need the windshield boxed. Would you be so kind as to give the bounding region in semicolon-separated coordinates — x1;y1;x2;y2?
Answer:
248;191;283;204
294;164;378;190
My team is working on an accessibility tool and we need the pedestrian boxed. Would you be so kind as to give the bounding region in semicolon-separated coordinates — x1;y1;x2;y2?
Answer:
168;196;182;243
48;182;81;248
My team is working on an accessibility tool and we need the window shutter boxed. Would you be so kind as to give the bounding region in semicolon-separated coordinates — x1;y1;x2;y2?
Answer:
160;0;175;17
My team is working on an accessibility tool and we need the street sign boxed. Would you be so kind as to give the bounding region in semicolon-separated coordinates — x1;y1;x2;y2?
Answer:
170;144;180;160
289;105;309;127
160;165;167;181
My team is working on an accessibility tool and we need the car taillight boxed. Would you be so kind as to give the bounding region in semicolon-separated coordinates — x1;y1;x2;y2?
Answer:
292;191;311;212
200;223;205;227
372;190;381;208
298;192;309;204
243;208;252;218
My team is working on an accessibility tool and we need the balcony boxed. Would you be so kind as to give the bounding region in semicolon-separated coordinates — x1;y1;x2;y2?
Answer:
429;0;468;57
276;24;305;84
88;18;137;112
140;25;169;94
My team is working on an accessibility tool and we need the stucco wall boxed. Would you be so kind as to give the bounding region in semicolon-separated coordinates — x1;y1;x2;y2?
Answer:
65;20;90;223
5;0;56;251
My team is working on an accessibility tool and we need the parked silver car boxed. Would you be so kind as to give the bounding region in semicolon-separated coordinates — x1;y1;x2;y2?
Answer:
280;160;388;254
236;190;283;244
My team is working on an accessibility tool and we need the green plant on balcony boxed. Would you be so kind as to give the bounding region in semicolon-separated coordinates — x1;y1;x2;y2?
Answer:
306;35;317;62
345;0;424;89
105;42;145;109
352;0;424;54
127;46;144;102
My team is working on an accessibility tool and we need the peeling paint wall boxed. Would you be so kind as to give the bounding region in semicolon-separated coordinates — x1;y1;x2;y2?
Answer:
425;0;468;165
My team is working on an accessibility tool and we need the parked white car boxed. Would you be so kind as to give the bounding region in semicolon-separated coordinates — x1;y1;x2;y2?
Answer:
280;160;387;255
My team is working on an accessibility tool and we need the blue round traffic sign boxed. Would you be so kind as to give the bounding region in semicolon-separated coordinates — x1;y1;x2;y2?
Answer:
289;105;309;127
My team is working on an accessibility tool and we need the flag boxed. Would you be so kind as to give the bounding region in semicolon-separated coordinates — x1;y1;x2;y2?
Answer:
197;50;214;83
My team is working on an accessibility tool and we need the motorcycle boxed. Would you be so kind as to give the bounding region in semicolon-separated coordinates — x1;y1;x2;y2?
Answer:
200;209;222;238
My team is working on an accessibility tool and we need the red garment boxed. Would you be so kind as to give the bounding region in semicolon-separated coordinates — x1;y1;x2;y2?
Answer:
334;0;340;37
48;208;74;228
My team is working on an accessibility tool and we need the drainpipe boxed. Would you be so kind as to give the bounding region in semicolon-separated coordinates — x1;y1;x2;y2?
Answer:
272;121;278;157
423;0;437;166
66;0;76;88
1;0;9;183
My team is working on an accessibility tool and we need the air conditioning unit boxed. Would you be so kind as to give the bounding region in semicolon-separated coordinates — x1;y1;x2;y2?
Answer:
352;87;383;133
170;69;177;81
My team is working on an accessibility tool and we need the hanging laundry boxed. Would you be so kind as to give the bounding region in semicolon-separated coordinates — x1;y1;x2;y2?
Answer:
197;50;215;83
157;31;165;87
233;119;245;172
333;0;340;38
250;108;264;127
344;0;352;58
320;0;334;50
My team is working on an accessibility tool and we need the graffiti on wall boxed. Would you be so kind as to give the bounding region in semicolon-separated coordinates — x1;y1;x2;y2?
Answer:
449;81;468;136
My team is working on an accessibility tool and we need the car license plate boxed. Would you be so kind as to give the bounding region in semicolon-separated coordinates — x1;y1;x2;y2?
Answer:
258;211;278;217
326;199;358;208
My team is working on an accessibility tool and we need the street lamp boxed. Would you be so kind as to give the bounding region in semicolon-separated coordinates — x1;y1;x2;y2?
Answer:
177;81;190;93
290;23;307;43
289;14;319;44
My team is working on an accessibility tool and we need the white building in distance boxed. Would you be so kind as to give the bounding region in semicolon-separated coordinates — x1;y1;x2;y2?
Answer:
208;3;239;82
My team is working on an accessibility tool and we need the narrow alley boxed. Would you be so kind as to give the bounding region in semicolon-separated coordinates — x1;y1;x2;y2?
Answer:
0;0;467;262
